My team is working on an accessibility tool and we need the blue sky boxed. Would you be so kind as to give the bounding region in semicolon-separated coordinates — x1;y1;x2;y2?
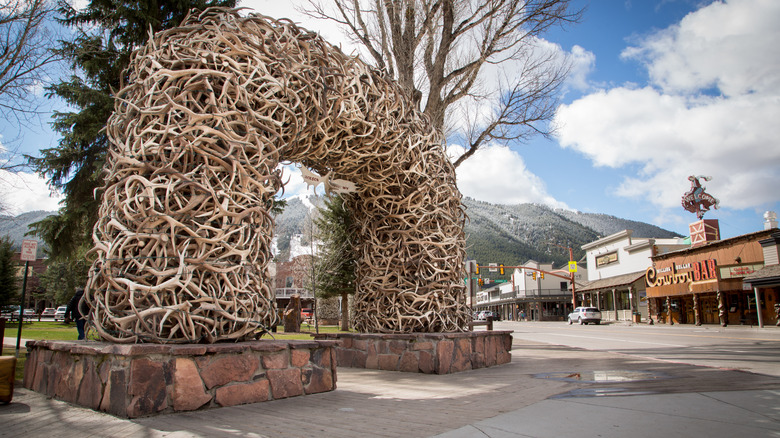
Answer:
1;0;778;240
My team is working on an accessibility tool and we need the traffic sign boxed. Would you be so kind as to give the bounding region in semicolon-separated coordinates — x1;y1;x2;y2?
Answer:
20;240;37;262
568;261;578;273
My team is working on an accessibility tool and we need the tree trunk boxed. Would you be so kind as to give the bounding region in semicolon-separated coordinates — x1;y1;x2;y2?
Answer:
340;291;349;331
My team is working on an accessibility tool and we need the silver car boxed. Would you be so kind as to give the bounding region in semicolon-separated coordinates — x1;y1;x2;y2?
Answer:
567;307;602;325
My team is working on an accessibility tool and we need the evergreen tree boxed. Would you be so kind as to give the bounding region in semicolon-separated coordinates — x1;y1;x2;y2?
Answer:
313;194;357;331
0;236;19;309
26;0;237;263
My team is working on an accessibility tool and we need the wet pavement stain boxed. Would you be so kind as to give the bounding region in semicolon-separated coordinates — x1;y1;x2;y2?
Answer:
534;369;674;383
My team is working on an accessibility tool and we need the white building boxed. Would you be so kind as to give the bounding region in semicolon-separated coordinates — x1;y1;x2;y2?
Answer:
579;230;688;322
474;260;587;321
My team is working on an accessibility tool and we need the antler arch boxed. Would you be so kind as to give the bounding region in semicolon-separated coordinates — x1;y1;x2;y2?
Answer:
85;8;469;343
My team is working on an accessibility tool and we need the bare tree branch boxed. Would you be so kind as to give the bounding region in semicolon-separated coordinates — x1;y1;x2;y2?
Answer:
0;0;61;118
302;0;583;167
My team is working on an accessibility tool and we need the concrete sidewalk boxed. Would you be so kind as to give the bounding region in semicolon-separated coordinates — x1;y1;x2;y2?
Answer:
2;333;780;437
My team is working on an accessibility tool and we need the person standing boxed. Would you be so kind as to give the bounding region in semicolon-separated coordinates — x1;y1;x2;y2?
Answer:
66;288;86;340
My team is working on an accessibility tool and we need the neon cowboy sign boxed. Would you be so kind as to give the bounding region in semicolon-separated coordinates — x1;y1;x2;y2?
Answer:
646;259;718;287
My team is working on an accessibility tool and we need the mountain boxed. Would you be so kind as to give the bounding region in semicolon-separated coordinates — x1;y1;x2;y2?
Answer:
461;198;681;267
272;196;681;267
0;198;681;269
0;210;54;255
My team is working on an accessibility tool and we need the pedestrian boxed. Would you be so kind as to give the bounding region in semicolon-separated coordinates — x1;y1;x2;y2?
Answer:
520;310;526;321
66;287;86;340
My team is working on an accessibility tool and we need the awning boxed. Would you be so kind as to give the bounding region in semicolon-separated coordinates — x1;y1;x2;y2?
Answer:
577;271;646;293
742;264;780;287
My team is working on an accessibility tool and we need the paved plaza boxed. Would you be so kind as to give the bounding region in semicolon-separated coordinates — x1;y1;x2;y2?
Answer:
2;322;780;437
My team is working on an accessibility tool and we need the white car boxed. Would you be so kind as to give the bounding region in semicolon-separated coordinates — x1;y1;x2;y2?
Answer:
54;306;68;321
567;307;602;325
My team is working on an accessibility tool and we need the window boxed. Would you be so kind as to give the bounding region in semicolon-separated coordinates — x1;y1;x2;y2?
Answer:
596;251;618;267
560;282;568;291
285;276;294;288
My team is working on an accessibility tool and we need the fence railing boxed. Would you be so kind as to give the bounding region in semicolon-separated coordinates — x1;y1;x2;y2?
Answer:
274;288;314;299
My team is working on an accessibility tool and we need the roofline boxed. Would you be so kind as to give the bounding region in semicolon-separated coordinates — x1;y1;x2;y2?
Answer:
581;230;633;250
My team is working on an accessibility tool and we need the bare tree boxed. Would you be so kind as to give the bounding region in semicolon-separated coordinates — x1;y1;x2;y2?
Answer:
303;0;582;166
0;0;60;119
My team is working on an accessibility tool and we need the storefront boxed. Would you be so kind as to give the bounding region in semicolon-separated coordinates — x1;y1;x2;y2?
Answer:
577;271;647;323
646;229;778;326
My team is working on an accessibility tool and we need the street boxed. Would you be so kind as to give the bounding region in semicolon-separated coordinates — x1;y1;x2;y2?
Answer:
502;320;780;377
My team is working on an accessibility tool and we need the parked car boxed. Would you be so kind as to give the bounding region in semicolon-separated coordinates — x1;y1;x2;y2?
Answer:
54;305;68;321
42;308;57;317
11;308;35;320
567;307;602;325
475;310;500;321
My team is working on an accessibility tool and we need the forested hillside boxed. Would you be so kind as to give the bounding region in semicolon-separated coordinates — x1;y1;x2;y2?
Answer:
0;197;680;269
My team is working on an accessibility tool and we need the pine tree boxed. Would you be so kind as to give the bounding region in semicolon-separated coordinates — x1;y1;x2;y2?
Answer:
26;0;237;263
0;236;19;309
314;194;357;331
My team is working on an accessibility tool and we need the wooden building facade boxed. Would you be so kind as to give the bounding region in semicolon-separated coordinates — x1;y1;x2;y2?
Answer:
645;228;779;326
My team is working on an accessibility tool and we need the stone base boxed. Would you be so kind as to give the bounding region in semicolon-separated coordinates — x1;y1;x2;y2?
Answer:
23;339;338;418
314;331;512;374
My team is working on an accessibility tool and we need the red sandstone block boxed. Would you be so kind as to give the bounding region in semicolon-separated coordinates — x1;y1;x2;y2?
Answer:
171;345;208;356
76;359;103;409
377;354;399;371
204;344;252;354
302;367;334;394
399;352;418;373
485;337;497;367
262;351;290;369
127;358;169;418
411;341;434;351
173;358;212;412
388;340;407;355
200;355;260;389
435;340;454;374
291;349;310;368
248;341;287;353
497;351;511;365
418;350;434;374
215;379;269;407
267;368;303;399
100;369;128;417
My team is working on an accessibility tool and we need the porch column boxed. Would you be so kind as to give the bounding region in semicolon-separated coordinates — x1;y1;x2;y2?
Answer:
612;288;618;321
666;296;673;325
753;287;764;328
717;291;727;327
693;293;701;326
628;286;635;322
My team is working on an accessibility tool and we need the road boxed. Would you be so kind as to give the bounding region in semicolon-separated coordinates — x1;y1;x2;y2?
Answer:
500;320;780;377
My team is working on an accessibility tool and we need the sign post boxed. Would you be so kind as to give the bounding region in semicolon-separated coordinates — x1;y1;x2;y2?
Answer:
16;240;37;357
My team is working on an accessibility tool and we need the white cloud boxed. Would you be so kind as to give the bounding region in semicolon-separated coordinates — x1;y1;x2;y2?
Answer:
566;45;596;92
449;143;569;209
0;170;63;214
622;0;780;97
555;0;780;213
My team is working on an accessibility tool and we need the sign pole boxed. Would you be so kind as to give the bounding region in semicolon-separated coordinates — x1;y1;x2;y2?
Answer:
16;240;38;357
15;261;30;357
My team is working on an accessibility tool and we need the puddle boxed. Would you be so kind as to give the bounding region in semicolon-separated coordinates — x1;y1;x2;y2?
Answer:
534;369;672;383
551;388;657;399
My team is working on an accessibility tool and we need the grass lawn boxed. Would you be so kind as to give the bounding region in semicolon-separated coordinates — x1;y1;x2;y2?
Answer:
3;320;81;342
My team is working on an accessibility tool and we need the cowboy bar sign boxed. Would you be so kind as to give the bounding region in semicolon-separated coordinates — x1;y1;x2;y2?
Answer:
646;258;718;287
